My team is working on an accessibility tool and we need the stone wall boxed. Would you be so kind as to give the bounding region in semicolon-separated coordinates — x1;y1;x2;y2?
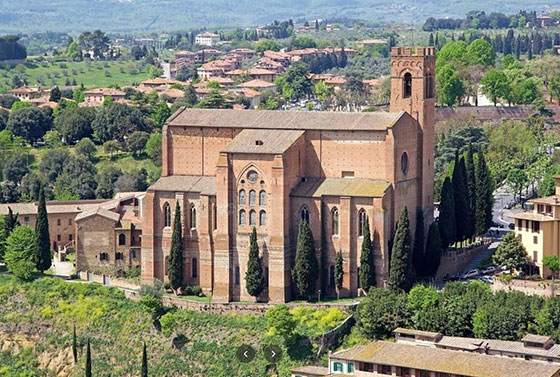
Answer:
436;106;560;125
493;277;560;297
314;315;355;355
435;243;490;279
78;271;140;291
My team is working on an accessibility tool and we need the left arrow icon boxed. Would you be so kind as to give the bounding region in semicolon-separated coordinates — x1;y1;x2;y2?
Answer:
236;345;256;363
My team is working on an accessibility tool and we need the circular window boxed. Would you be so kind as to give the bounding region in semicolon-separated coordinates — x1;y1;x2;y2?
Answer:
401;152;409;175
247;170;258;183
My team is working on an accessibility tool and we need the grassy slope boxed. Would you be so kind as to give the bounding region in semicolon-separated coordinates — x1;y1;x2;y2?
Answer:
0;276;322;377
0;61;150;92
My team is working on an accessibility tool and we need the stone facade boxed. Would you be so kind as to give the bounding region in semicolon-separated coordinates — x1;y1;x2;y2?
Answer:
141;47;436;303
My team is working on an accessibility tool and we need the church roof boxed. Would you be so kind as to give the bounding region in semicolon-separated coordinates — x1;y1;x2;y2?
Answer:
148;175;216;196
75;207;121;222
166;108;404;131
222;129;304;154
290;178;390;198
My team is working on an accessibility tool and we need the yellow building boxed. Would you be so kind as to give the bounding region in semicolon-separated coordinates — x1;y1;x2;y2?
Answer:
513;175;560;277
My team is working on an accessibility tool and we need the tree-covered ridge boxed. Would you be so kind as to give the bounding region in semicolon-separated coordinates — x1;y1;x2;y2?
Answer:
0;35;26;61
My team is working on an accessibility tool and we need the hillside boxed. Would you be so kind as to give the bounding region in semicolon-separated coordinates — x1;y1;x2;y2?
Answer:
0;276;346;377
0;0;558;33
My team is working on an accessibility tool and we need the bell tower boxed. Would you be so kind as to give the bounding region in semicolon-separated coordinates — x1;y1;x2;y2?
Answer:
389;46;436;222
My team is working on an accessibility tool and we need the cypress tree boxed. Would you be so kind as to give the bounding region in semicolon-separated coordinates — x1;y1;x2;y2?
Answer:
34;186;51;272
439;177;456;250
465;144;477;241
429;33;434;46
1;207;19;262
168;202;183;293
475;151;493;236
292;220;318;299
85;340;91;377
245;227;264;299
425;223;443;276
72;324;78;363
334;251;343;299
388;207;414;293
359;217;375;292
452;152;469;244
412;209;425;277
141;342;148;377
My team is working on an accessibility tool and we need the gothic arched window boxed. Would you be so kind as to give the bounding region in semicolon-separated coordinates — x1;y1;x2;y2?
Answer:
332;207;339;236
249;190;256;206
118;233;126;246
259;190;267;206
259;210;267;226
239;209;247;225
404;72;412;98
190;204;197;229
239;189;246;205
163;202;171;228
301;206;310;224
249;210;257;226
358;209;368;237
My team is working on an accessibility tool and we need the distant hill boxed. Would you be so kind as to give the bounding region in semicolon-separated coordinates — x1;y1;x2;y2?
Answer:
0;0;559;33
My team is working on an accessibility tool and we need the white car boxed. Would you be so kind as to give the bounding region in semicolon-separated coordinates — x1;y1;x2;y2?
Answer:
462;269;480;279
480;275;494;284
481;266;497;275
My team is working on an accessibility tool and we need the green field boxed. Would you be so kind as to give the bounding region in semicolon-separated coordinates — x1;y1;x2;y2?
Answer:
0;60;151;92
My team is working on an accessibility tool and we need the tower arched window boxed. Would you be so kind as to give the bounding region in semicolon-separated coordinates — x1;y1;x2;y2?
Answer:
249;210;256;226
239;209;247;225
403;72;412;98
118;233;126;246
332;207;339;236
249;190;256;206
259;190;267;206
239;189;246;205
301;206;310;224
358;209;368;237
192;257;198;278
259;210;267;226
190;204;197;229
163;202;171;228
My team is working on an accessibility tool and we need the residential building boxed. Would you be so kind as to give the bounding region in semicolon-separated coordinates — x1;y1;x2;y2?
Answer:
237;79;276;94
513;175;560;277
140;46;436;303
538;15;556;28
7;87;42;101
358;39;389;48
225;68;277;82
195;32;221;47
83;88;126;105
230;48;255;60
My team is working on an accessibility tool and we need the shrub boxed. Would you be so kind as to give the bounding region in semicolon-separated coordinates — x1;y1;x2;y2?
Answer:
139;279;163;298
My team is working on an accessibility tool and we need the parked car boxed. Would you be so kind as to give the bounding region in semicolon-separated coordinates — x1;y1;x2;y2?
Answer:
462;269;480;279
480;275;494;284
481;266;497;275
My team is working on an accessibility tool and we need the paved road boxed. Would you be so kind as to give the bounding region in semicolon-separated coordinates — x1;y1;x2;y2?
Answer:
459;241;499;275
51;258;74;278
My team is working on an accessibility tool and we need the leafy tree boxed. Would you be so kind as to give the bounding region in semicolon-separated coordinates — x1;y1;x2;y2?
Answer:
334;251;343;299
11;101;32;111
292;36;316;49
43;130;62;148
506;168;528;203
475;150;493;236
438;177;456;249
510;77;542;105
424;223;443;276
255;39;282;53
265;305;296;344
389;207;414;292
452;153;469;243
151;101;172;128
436;64;463;106
412;209;425;277
103;140;121;157
314;80;330;102
183;86;198;107
54;107;95;144
146;133;162;165
168;202;184;293
34;186;51;272
436;41;468;70
194;90;231;109
276;61;313;101
466;38;496;66
54;156;97;199
2;153;29;184
7;107;51;143
92;102;148;143
127;131;150;156
72;88;85;103
114;168;148;192
245;227;265;300
49;86;61;102
292;220;318;299
0;94;19;110
20;172;43;201
141;342;148;377
544;255;560;280
85;339;91;377
4;225;36;281
493;233;528;270
480;69;509;106
357;288;411;339
75;138;96;161
39;149;71;182
95;166;122;199
359;216;375;292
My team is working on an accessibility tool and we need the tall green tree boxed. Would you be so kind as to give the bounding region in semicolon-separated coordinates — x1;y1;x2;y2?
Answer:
245;227;265;300
452;152;469;244
493;233;528;270
141;342;148;377
439;177;456;249
359;217;375;292
388;207;414;293
34;186;51;272
424;223;443;276
475;151;493;236
480;69;509;106
412;209;425;277
292;220;318;299
464;144;477;241
334;251;343;299
4;225;35;281
436;64;464;106
85;340;91;377
168;202;183;293
151;101;172;128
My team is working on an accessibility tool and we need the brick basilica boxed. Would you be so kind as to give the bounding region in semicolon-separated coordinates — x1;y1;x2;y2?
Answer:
141;47;436;303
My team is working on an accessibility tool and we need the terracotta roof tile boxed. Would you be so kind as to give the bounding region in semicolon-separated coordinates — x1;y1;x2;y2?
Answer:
222;129;303;154
291;178;390;198
148;175;215;195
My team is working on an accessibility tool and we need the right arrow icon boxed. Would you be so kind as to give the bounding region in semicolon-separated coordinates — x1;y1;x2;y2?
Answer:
263;345;282;363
